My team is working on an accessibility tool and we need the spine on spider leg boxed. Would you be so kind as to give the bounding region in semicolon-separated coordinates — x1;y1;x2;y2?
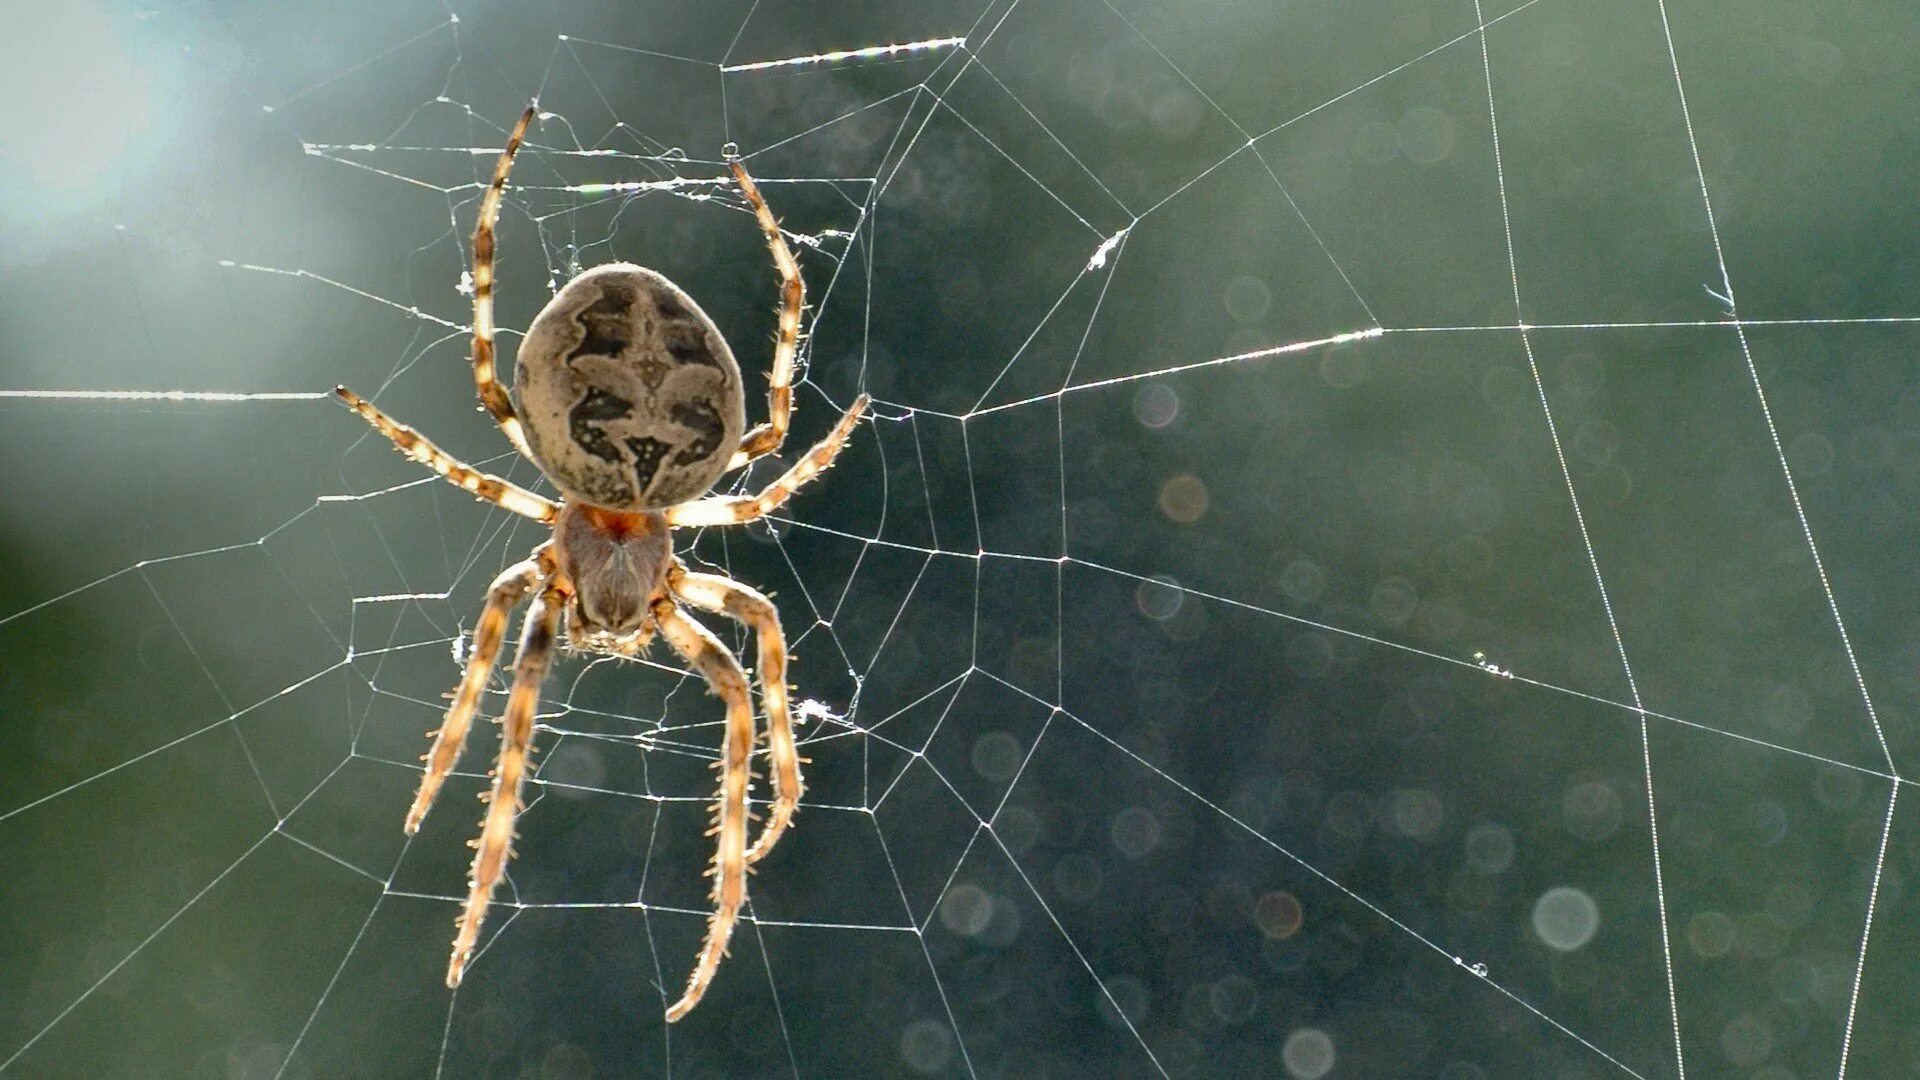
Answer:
469;105;538;459
745;616;800;865
664;680;754;1022
664;824;746;1020
407;556;545;833
446;587;561;988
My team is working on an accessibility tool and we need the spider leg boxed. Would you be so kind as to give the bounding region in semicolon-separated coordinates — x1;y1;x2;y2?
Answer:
334;386;558;523
665;393;868;528
470;105;538;461
724;158;806;473
447;579;567;988
653;599;756;1023
670;565;800;865
406;545;553;834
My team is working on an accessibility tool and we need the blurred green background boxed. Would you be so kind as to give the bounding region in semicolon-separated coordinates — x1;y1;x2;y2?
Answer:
3;0;1918;1076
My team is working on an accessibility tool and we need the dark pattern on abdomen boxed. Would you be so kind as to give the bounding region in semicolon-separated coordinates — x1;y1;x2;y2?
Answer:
662;322;724;371
670;400;726;466
625;435;674;496
566;284;636;364
568;387;634;464
651;291;689;320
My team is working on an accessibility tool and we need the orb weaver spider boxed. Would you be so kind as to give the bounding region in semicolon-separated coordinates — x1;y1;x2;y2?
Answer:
334;106;866;1021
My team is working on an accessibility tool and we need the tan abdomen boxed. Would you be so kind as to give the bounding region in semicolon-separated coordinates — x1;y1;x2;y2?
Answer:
515;264;745;510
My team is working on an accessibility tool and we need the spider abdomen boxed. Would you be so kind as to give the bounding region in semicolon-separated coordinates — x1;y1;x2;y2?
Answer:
515;264;745;511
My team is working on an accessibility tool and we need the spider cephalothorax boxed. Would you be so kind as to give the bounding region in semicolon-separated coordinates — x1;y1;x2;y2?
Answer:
555;502;671;639
333;105;865;1022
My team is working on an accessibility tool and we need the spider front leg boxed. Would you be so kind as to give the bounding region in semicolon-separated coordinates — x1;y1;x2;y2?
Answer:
406;544;553;834
653;599;757;1022
334;386;558;523
666;393;869;529
447;580;567;988
725;158;806;473
469;105;539;461
671;566;800;865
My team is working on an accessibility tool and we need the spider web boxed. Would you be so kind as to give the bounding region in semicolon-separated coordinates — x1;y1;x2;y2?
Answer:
4;0;1919;1076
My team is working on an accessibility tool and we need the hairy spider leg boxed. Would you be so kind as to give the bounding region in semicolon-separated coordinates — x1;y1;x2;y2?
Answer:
407;547;553;834
447;581;567;988
470;105;539;461
667;394;869;528
724;158;808;472
671;567;800;865
333;386;558;523
654;601;757;1022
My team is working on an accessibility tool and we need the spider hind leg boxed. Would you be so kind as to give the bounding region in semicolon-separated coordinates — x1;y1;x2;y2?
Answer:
447;581;567;987
653;601;756;1022
408;547;553;834
671;567;800;864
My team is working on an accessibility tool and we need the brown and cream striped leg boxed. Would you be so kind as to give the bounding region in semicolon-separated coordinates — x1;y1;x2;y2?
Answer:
446;581;567;988
334;386;558;523
724;159;806;473
470;105;538;461
670;567;800;865
405;545;554;834
653;599;756;1022
666;393;868;529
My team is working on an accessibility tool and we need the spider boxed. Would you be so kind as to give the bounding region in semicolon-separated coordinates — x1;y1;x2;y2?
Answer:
333;105;866;1022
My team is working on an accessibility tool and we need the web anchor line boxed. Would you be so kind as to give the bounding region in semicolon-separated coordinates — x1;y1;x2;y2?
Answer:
0;389;330;402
